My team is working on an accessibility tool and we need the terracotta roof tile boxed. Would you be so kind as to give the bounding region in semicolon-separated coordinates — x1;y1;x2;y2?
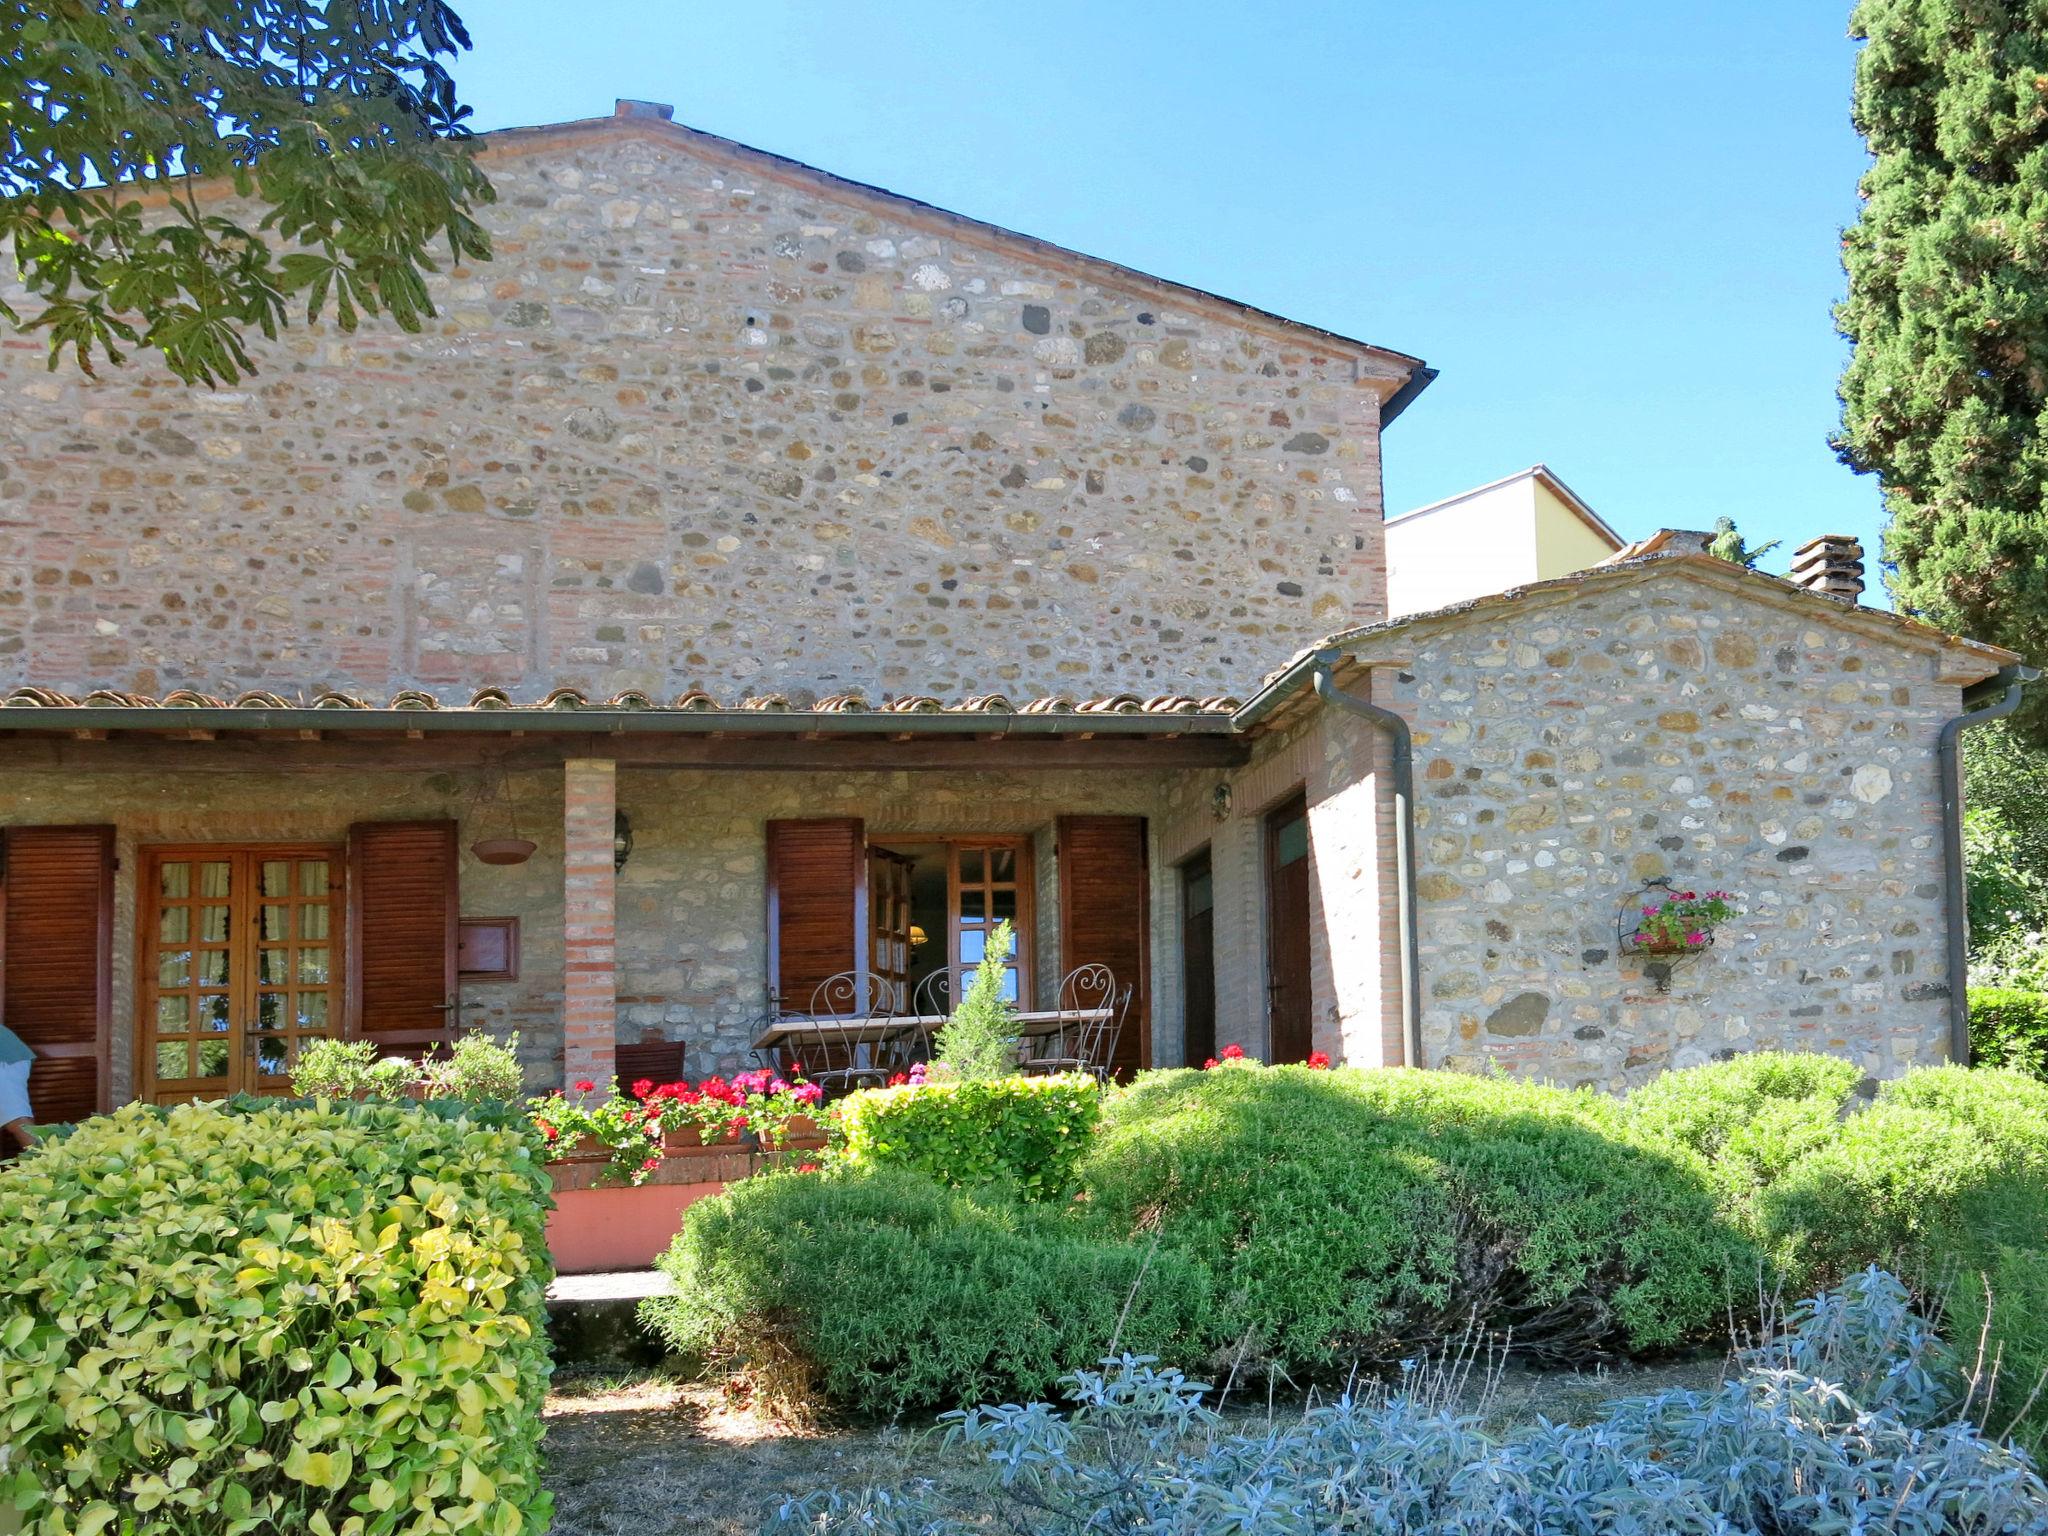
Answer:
0;684;1246;721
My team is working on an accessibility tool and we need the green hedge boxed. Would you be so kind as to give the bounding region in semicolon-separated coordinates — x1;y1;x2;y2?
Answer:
1076;1064;1756;1374
1623;1052;1861;1215
0;1098;554;1536
640;1167;1207;1417
832;1074;1099;1200
1969;987;2048;1080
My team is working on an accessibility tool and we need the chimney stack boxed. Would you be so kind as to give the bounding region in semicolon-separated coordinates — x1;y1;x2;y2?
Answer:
614;99;675;121
1789;534;1864;604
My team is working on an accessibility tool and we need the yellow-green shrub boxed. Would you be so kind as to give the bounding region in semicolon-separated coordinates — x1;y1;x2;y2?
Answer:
0;1097;554;1536
833;1074;1099;1200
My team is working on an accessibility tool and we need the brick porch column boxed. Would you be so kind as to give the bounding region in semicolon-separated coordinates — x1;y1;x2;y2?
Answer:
563;758;618;1092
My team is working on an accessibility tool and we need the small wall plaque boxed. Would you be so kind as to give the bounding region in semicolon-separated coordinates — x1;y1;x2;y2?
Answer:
458;916;520;982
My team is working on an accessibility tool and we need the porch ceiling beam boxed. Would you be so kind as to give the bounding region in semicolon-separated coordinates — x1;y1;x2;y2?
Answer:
0;732;1249;772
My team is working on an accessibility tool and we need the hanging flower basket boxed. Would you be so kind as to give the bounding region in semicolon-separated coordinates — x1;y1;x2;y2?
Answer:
1616;881;1742;991
470;837;537;866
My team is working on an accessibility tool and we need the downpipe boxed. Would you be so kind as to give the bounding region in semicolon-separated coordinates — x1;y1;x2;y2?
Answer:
1939;663;2035;1063
1311;650;1424;1070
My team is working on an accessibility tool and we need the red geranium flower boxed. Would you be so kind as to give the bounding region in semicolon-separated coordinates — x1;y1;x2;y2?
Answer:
1307;1051;1332;1070
631;1078;655;1099
539;1123;558;1142
1221;1044;1246;1060
574;1079;595;1094
1202;1058;1219;1070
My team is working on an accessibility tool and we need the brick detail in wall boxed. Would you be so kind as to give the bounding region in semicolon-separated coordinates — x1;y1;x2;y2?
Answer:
563;758;618;1091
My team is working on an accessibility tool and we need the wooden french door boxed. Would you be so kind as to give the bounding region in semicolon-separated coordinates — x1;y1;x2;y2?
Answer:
139;845;343;1103
1263;794;1313;1064
1180;849;1216;1066
949;839;1031;1005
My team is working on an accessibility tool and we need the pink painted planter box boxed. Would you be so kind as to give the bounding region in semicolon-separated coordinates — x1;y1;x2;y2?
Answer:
545;1133;828;1274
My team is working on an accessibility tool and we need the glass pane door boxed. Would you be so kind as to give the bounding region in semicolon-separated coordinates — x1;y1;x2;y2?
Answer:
951;840;1029;1005
140;846;343;1102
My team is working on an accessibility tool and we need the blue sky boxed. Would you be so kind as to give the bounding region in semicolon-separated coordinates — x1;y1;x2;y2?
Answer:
459;1;1879;591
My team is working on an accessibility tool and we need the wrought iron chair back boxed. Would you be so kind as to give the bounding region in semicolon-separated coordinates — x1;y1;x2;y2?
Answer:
795;971;897;1094
904;968;953;1062
1025;963;1124;1080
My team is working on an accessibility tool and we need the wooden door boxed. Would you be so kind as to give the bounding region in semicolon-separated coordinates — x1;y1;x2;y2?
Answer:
1263;793;1313;1064
766;818;867;1013
1058;815;1149;1077
1180;849;1216;1066
0;825;113;1125
948;839;1032;1006
867;848;914;1011
140;845;343;1102
346;820;460;1057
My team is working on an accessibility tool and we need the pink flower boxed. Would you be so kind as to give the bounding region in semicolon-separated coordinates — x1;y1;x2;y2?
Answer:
769;1079;790;1096
1686;930;1706;945
793;1082;823;1105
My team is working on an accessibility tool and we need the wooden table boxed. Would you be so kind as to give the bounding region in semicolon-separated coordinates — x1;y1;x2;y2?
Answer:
751;1008;1110;1057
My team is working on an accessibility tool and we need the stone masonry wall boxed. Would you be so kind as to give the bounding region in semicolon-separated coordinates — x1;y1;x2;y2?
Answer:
0;121;1398;704
1372;575;1965;1088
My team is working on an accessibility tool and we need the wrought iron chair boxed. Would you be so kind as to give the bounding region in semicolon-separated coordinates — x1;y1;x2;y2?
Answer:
788;971;897;1097
1022;964;1129;1083
901;968;954;1064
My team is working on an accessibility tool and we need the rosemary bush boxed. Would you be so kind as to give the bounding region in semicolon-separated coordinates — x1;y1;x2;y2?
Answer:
772;1269;2048;1535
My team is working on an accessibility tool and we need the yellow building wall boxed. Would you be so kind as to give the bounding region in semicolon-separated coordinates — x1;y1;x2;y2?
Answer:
1532;480;1624;581
1385;472;1618;616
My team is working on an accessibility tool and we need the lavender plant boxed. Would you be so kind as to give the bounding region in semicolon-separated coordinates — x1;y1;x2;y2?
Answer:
769;1269;2048;1535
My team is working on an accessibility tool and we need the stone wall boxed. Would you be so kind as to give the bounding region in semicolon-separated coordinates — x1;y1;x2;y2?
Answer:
1369;574;1966;1088
0;118;1401;705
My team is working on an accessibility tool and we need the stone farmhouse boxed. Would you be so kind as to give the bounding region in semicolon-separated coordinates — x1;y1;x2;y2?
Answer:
0;101;2024;1122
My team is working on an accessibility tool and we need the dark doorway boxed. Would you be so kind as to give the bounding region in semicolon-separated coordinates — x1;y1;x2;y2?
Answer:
1263;793;1313;1064
1179;849;1216;1065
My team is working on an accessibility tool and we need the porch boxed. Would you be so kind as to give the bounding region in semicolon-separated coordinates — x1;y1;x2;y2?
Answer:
0;687;1397;1115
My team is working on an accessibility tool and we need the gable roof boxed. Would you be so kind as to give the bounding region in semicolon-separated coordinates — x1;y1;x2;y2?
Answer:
1237;546;2022;733
475;101;1435;422
1387;463;1623;548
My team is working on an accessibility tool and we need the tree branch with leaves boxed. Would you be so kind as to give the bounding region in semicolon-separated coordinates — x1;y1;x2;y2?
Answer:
2;0;494;385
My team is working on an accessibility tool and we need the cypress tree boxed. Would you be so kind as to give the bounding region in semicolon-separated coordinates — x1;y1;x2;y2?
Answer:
1835;0;2048;740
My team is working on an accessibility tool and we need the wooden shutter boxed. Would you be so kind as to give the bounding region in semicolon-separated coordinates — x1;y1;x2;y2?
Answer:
0;826;113;1123
1059;815;1150;1078
346;820;459;1052
766;819;866;1013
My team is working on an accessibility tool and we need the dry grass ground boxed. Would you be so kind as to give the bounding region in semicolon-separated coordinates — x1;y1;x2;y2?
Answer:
541;1353;1729;1535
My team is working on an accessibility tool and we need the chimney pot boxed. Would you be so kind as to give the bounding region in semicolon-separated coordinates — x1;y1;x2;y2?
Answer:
1789;534;1865;604
614;99;675;121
